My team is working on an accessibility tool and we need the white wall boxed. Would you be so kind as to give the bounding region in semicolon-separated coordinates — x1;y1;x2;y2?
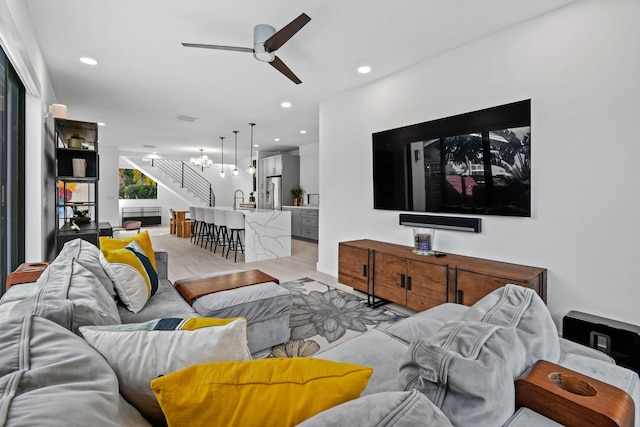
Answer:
99;145;121;226
318;0;640;328
299;143;319;198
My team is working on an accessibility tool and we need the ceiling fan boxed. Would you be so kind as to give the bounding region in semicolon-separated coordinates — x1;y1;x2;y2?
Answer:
182;13;311;84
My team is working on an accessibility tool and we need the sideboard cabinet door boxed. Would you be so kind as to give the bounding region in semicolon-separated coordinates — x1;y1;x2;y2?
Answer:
373;252;408;306
338;243;369;293
455;269;542;306
406;260;448;311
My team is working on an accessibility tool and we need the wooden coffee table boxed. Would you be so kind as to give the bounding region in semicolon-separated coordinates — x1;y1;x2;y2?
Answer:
175;269;279;305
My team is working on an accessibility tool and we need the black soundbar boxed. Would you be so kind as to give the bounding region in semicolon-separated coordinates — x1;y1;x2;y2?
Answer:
399;214;481;233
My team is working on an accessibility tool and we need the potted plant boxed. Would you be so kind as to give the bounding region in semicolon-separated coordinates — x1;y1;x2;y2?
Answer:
291;187;304;206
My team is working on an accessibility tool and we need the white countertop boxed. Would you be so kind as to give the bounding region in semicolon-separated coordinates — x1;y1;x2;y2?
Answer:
216;206;286;213
282;205;319;210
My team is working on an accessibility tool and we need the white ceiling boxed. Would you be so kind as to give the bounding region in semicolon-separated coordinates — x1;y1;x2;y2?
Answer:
24;0;576;161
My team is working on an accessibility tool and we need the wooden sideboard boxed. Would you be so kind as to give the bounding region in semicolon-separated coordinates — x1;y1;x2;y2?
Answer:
338;239;546;311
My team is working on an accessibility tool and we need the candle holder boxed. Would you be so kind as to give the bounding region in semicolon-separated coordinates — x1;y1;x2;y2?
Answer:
412;228;435;255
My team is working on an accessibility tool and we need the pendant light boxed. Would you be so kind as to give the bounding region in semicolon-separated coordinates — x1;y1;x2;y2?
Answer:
247;122;256;174
232;130;239;176
219;136;226;178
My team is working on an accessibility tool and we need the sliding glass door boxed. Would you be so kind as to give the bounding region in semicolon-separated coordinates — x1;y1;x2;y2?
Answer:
0;47;26;293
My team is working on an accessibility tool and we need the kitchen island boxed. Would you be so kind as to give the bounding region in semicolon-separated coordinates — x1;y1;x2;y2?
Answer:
217;207;291;262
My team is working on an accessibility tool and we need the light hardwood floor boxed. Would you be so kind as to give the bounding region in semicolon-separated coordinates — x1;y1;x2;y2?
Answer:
129;225;415;315
132;226;340;286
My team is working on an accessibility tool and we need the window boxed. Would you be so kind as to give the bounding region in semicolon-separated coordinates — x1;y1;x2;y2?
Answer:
0;47;26;293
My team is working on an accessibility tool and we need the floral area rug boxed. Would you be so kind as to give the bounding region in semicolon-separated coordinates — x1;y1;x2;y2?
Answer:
269;278;407;358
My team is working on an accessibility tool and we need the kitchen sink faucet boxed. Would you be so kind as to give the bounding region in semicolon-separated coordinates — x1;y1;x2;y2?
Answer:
233;189;245;209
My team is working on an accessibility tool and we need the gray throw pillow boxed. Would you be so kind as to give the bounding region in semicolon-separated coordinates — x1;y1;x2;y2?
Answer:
8;257;121;333
0;315;150;426
398;321;525;427
461;283;560;365
56;237;118;298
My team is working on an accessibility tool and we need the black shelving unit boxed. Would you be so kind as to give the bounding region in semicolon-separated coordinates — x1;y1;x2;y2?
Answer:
54;119;100;254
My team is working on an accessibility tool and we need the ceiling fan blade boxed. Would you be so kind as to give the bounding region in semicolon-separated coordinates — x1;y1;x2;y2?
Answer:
182;43;253;53
263;13;311;52
269;56;302;84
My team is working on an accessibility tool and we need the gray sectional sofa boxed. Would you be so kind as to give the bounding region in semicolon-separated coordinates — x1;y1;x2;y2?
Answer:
0;238;638;426
305;287;640;426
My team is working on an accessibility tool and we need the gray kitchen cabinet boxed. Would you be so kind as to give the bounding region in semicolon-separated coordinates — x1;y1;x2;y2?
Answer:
284;207;318;242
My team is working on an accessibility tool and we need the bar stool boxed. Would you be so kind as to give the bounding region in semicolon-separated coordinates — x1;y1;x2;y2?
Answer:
225;210;245;262
213;208;228;255
195;207;206;246
168;208;176;235
202;207;217;251
189;206;197;243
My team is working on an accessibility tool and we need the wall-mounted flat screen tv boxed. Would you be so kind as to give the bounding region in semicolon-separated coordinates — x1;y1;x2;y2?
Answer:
373;100;531;217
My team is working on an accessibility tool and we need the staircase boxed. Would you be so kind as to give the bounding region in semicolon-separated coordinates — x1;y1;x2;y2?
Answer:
151;159;215;206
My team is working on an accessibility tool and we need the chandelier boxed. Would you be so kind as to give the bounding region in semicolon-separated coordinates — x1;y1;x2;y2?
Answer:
190;148;212;171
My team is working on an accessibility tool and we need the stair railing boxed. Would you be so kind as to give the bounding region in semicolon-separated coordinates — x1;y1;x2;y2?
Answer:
151;159;215;206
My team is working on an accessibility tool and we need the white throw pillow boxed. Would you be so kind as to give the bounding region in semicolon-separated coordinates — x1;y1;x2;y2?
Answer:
80;317;252;426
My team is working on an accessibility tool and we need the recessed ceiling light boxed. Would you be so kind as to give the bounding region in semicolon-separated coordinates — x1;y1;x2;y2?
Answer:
80;57;98;66
97;122;106;126
281;102;292;108
357;65;372;74
274;138;280;142
254;144;259;147
300;130;306;134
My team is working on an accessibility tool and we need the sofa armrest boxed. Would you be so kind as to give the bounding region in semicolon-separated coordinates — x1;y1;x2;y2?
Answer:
559;337;615;364
154;250;168;281
6;262;49;290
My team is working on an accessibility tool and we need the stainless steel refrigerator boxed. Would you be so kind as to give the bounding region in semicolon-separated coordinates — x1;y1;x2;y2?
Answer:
265;176;282;210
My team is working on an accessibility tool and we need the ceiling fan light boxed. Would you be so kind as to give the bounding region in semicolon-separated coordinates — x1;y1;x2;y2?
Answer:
253;24;276;62
254;50;274;62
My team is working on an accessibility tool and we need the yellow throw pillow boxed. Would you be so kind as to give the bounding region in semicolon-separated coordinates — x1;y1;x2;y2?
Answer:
101;241;158;313
99;230;157;271
151;358;373;427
